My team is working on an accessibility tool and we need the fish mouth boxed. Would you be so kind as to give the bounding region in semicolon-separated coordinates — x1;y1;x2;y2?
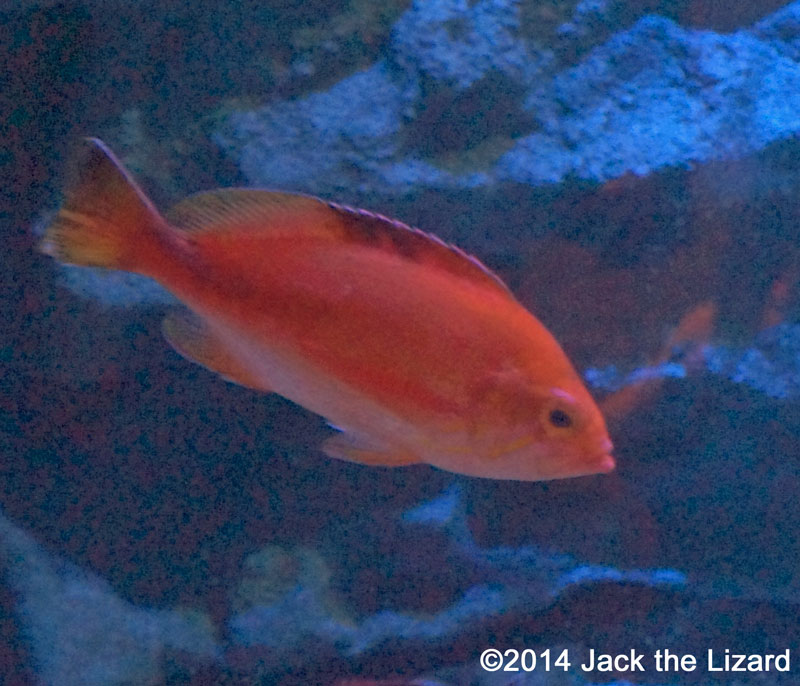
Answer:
594;437;615;473
596;453;616;473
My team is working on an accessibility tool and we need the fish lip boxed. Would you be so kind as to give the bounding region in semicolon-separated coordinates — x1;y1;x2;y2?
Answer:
596;437;615;472
597;453;616;473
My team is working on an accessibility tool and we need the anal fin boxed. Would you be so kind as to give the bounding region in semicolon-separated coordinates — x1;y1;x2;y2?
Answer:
162;310;270;392
322;432;418;468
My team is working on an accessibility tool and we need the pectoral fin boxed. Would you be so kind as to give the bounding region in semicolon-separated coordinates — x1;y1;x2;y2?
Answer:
162;310;270;392
322;432;418;467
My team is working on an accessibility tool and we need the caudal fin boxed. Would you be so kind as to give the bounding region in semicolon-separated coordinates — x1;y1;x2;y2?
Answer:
40;138;167;272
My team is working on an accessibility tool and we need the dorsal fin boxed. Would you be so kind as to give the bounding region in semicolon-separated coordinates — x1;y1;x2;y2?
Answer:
166;189;335;238
328;202;514;298
166;189;514;299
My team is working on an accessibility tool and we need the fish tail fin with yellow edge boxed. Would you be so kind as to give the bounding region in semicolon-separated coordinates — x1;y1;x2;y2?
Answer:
40;138;168;274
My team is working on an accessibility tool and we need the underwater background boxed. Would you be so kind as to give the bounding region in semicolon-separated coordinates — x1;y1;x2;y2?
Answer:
4;0;800;683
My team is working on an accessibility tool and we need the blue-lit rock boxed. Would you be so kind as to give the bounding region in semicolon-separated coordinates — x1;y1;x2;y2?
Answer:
557;0;616;40
706;324;800;398
0;512;218;686
0;490;688;678
390;0;548;89
586;324;800;399
215;60;415;194
218;0;800;193
227;486;685;664
503;13;800;184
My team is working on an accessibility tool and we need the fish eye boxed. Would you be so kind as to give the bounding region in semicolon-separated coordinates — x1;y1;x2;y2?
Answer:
539;390;582;437
548;408;572;428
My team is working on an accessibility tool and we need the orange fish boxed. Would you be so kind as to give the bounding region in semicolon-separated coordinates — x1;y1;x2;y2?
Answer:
600;301;715;423
40;138;614;481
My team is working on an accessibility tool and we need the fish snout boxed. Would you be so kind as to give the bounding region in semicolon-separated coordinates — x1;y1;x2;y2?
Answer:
597;453;616;473
596;436;615;473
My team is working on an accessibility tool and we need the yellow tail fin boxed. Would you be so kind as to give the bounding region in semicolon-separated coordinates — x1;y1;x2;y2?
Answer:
40;138;166;272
